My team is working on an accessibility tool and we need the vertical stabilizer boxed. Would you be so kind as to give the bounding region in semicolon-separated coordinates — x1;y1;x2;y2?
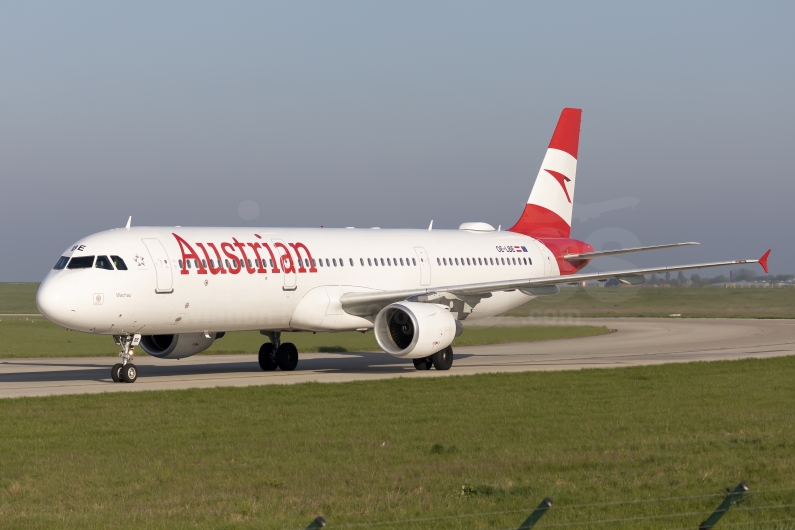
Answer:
508;108;582;238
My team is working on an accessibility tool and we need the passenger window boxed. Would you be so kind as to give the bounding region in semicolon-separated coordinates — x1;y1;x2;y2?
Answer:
187;260;192;269
489;257;494;265
380;258;385;266
270;259;274;268
436;258;440;265
110;256;127;270
350;258;354;266
339;258;344;267
374;258;378;266
360;258;364;266
412;258;416;266
326;259;331;267
225;259;230;268
53;256;69;270
319;258;323;267
454;258;459;265
501;257;505;265
179;259;184;269
367;258;372;266
67;256;95;269
513;257;517;265
387;258;391;266
398;258;403;266
333;258;337;267
95;256;114;270
247;259;251;268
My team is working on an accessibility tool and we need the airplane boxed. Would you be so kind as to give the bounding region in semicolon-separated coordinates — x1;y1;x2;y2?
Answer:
35;108;771;383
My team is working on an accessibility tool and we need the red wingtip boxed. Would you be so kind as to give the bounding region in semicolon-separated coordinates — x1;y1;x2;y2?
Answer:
759;249;771;274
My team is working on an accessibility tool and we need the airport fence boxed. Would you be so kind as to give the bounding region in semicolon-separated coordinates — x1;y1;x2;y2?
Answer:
296;483;795;530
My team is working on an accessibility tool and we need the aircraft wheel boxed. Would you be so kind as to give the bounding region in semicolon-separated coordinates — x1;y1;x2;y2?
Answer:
276;343;299;371
258;343;278;371
121;363;138;383
432;346;453;371
413;357;432;370
111;363;123;383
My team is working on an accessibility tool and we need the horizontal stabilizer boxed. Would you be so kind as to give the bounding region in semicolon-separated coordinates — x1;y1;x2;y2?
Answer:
563;242;699;261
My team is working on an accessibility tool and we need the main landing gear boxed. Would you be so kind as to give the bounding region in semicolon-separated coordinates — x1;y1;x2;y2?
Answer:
111;334;140;383
258;331;299;372
413;346;454;371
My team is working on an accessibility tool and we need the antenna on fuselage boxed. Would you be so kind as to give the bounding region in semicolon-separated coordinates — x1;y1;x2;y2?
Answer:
428;220;433;232
126;216;131;230
497;225;501;231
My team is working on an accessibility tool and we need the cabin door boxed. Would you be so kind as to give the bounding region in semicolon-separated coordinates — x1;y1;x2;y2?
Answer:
142;238;173;293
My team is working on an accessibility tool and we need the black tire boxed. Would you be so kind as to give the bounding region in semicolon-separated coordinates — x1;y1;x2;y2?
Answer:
111;363;123;383
258;343;278;371
121;363;138;383
412;357;432;370
432;346;454;371
276;343;299;371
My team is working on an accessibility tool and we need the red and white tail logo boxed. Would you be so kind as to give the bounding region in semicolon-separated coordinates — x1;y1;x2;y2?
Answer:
509;108;582;238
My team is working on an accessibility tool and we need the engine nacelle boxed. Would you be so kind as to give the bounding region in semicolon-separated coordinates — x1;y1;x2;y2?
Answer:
374;302;461;359
139;332;218;359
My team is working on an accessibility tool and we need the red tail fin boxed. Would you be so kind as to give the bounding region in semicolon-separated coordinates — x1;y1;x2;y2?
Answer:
509;108;582;238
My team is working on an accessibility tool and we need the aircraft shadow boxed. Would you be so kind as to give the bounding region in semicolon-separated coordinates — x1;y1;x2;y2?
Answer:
0;352;475;385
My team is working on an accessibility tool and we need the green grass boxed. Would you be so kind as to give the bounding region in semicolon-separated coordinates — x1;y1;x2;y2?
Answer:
508;286;795;319
1;357;794;529
0;283;39;313
0;316;608;358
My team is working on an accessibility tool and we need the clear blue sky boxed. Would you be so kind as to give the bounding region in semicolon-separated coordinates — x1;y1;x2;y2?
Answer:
1;1;793;281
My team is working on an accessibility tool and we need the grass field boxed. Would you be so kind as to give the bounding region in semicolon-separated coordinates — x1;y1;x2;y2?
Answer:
0;316;608;358
0;356;794;529
507;285;795;319
0;283;39;314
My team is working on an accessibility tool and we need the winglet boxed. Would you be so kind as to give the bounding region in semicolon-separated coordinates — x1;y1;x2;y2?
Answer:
125;216;131;230
758;249;771;274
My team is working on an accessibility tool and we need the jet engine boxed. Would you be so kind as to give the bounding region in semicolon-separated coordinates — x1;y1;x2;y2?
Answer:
374;302;462;358
139;332;220;359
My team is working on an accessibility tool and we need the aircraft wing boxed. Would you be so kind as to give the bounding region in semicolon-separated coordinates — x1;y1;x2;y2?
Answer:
340;250;770;317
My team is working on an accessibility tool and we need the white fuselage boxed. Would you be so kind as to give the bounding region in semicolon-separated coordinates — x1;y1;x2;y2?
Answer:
36;226;560;336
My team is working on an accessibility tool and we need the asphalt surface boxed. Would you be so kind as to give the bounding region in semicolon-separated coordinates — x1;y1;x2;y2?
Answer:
1;318;793;398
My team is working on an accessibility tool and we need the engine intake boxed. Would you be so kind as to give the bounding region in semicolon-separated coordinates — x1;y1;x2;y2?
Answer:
139;332;218;359
374;302;461;358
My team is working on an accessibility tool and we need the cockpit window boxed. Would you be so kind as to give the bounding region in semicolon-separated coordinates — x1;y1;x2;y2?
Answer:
67;256;95;269
53;256;69;270
111;256;128;270
96;256;114;270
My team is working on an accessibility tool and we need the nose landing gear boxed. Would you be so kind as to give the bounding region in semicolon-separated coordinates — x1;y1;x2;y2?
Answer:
111;334;140;383
258;331;299;372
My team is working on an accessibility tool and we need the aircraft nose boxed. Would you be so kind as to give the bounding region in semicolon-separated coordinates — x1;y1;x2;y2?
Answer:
37;275;79;326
